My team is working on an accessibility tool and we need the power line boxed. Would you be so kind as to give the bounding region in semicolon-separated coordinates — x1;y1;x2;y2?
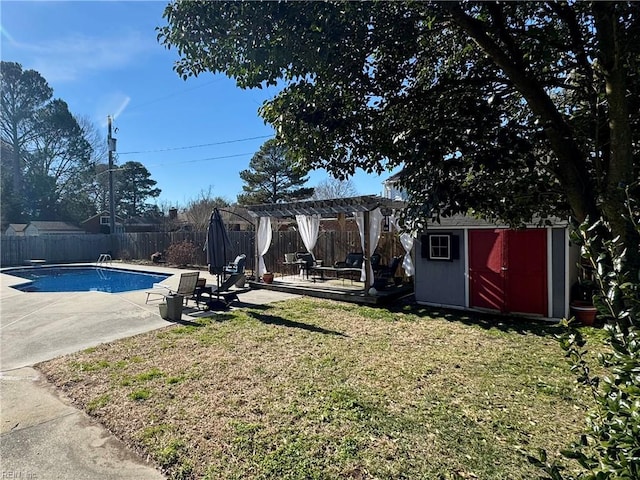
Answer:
123;79;221;113
118;134;274;155
143;151;256;168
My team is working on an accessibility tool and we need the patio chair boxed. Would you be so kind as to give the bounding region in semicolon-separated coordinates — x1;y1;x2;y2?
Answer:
334;252;364;269
283;253;298;276
370;253;382;273
296;252;316;279
224;254;246;275
372;256;402;290
145;271;200;305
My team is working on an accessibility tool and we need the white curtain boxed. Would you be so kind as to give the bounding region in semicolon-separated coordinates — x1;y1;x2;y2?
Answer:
295;214;321;255
257;216;272;278
355;212;365;281
391;215;415;277
355;208;384;282
368;208;384;280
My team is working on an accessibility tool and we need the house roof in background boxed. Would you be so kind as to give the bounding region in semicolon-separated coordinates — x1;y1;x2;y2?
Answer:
7;223;28;232
28;221;84;231
383;171;403;183
124;216;162;226
80;211;124;224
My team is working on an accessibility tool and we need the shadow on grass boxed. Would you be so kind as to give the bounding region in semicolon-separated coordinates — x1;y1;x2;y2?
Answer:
388;297;561;337
246;311;348;337
184;302;346;336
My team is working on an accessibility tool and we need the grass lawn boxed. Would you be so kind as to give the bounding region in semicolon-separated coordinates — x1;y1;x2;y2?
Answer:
36;298;603;480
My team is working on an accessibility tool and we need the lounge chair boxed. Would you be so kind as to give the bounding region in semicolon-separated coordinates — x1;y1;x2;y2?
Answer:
194;273;248;310
145;271;200;305
224;254;246;274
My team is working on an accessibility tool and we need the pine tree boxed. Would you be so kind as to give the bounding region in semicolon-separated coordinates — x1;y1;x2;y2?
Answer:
237;139;313;205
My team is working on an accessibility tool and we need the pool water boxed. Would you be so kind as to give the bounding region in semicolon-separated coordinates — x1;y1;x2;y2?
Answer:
8;267;170;293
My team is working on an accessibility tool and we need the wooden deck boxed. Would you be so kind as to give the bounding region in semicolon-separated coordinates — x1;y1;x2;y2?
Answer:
248;273;413;306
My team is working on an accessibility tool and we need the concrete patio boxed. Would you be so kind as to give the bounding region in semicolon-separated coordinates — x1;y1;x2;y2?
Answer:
0;263;300;479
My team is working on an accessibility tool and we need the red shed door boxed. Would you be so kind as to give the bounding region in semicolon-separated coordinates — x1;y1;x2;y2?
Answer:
469;229;547;316
505;230;547;316
469;230;505;312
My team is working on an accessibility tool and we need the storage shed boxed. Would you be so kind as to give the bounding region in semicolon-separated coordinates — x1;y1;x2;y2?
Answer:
414;216;579;320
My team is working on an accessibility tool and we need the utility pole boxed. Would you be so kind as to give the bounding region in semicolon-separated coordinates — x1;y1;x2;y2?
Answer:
107;116;117;234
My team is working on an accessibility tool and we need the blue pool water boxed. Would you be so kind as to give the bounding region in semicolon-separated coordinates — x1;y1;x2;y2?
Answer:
8;267;170;293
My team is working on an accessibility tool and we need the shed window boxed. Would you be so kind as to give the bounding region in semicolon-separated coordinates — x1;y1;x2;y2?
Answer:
421;233;460;261
429;234;451;260
100;216;110;225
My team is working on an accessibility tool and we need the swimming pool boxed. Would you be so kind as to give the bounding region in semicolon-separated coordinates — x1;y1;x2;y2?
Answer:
7;266;170;293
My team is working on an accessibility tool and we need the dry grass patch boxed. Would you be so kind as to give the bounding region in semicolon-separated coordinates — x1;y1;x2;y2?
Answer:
37;298;601;480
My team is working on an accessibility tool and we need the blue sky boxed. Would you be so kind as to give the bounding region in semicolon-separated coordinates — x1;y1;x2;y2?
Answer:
1;1;395;208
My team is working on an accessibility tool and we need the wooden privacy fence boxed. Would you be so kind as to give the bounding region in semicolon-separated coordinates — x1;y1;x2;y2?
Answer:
112;231;254;270
265;230;404;274
1;230;404;272
1;234;112;267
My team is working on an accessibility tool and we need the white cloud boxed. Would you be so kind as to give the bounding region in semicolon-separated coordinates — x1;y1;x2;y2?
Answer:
13;30;155;83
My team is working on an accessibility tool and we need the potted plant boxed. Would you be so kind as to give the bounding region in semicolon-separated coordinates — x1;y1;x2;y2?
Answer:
262;272;274;284
570;273;597;326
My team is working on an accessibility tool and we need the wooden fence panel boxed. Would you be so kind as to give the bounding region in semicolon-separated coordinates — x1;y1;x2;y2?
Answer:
1;230;405;272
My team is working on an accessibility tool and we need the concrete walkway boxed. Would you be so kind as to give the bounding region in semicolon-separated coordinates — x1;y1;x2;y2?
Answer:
0;264;300;479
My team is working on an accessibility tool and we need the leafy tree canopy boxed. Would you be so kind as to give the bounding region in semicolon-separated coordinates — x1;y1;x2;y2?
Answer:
237;139;314;205
158;2;638;247
159;4;640;477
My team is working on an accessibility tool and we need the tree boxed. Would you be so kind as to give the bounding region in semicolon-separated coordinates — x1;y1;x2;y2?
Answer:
76;115;110;214
158;2;638;264
184;187;230;231
24;99;93;220
311;176;358;200
160;3;639;477
236;139;314;205
0;61;53;220
115;161;161;218
1;62;97;223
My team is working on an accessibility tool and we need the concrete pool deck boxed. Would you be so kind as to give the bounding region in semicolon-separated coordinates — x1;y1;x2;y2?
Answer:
0;263;300;479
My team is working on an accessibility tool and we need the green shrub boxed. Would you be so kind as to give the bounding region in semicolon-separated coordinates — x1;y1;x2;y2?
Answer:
530;201;640;479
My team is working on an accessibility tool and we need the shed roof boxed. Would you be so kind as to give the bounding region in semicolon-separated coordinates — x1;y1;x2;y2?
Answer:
424;214;569;229
246;195;405;218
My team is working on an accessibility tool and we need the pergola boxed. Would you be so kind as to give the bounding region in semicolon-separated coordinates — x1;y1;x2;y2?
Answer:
246;195;408;290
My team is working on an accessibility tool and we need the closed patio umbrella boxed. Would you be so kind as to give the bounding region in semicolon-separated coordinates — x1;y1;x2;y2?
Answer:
205;208;232;274
204;208;232;308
